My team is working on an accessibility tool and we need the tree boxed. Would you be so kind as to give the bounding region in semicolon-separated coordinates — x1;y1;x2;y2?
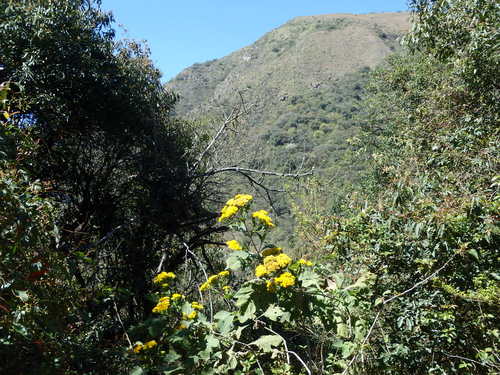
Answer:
0;0;218;372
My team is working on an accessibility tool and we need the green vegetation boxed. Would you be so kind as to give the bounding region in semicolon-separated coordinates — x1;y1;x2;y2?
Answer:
1;0;498;374
167;12;408;240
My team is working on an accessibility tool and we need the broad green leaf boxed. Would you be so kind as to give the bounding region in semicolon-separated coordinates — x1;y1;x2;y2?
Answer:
468;249;479;261
206;334;220;351
233;285;254;307
129;366;144;375
238;300;256;323
163;348;181;363
263;304;286;322
250;334;283;352
16;290;29;302
298;268;321;289
226;251;250;271
214;310;234;335
234;324;247;340
341;341;357;359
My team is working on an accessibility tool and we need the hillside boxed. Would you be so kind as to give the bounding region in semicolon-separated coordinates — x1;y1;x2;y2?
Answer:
166;12;409;223
167;12;408;115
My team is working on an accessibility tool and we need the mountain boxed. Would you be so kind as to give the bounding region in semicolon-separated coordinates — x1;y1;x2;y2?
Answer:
166;12;409;231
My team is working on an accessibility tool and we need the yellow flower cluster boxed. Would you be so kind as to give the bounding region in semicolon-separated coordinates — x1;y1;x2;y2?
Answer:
217;194;253;222
153;271;176;284
133;340;157;353
255;253;292;277
226;194;253;207
298;259;313;266
152;296;170;313
226;239;242;251
191;301;204;310
171;293;184;301
261;247;282;257
218;205;238;222
199;270;231;291
183;311;197;320
252;210;275;227
274;272;296;288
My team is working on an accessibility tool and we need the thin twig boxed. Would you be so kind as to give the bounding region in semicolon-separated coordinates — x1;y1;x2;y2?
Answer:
444;352;497;369
383;254;455;304
263;326;290;364
341;254;456;374
341;311;381;375
202;166;313;178
288;350;312;375
183;242;214;321
191;102;249;173
113;299;133;349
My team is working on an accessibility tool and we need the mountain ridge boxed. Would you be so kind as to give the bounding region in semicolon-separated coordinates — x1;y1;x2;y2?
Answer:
167;12;409;116
165;12;410;226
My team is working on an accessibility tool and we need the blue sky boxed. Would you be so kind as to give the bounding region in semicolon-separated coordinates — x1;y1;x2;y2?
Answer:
101;1;409;81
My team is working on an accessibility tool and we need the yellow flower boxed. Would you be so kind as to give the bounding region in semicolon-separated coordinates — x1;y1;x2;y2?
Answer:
266;280;276;292
176;323;187;330
153;271;176;284
218;205;239;222
152;297;170;313
171;293;184;301
199;282;210;292
256;253;292;277
255;264;268;278
200;274;220;292
191;301;204;310
226;194;253;207
274;272;295;288
261;247;282;257
133;344;143;353
252;210;275;227
218;270;230;277
222;285;231;292
144;340;157;349
298;259;313;266
187;311;197;320
208;275;218;283
226;240;243;251
275;253;292;268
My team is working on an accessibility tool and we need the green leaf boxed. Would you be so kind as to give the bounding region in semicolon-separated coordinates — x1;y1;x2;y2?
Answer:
234;324;247;340
129;366;144;375
214;310;234;335
298;268;321;289
15;290;29;302
238;300;256;323
164;348;181;363
233;285;254;307
206;334;220;351
341;341;357;359
226;251;250;271
468;249;479;261
263;304;286;322
250;334;283;352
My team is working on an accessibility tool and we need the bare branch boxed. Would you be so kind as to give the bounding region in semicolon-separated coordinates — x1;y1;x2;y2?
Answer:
341;311;381;375
202;166;313;178
190;96;251;174
113;299;133;350
383;254;455;304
